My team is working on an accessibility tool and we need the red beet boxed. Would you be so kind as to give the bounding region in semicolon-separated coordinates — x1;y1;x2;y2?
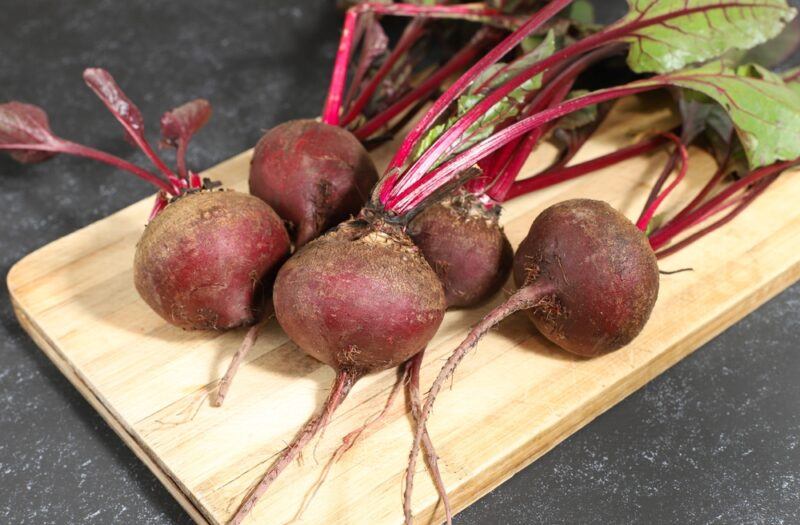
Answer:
408;192;513;308
511;199;659;356
249;119;378;247
134;190;290;330
229;218;445;524
405;199;660;518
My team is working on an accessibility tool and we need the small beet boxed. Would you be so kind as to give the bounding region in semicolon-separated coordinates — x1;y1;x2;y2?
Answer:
408;192;513;308
512;198;659;356
249;119;378;247
134;191;290;330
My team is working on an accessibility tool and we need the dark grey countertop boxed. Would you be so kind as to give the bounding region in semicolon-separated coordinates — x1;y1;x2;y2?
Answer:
1;1;798;524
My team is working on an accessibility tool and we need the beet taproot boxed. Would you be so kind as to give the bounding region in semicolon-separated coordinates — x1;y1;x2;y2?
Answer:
249;119;378;247
134;191;291;330
408;192;513;308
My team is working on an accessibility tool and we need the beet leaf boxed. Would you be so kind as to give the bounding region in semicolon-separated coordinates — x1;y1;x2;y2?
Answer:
0;102;59;163
83;68;179;182
160;98;212;180
616;0;796;74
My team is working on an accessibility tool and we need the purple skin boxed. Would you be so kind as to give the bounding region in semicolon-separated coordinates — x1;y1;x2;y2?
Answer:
249;119;378;248
273;218;446;372
408;192;513;308
512;199;660;356
134;191;291;330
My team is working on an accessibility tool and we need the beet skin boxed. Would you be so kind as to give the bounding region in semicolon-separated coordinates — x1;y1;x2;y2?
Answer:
134;191;290;330
513;199;659;356
273;218;446;372
409;192;513;308
249;119;378;248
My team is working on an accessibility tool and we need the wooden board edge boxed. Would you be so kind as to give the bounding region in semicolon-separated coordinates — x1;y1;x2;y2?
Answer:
415;257;800;525
7;288;211;525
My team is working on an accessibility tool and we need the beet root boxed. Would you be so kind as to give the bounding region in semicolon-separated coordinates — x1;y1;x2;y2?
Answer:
134;190;290;330
249;119;378;248
408;192;513;308
229;218;446;524
273;218;446;372
404;199;660;523
512;198;659;357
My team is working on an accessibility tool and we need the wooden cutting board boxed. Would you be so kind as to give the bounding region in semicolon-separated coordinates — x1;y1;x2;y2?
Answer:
8;96;800;525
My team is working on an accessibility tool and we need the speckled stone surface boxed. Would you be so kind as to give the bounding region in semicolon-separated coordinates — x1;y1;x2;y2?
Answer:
0;1;798;524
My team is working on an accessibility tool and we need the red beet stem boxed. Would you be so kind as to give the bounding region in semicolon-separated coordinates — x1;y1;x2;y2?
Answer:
635;132;688;231
213;322;265;407
386;83;661;214
654;174;779;258
357;2;521;27
648;159;798;250
405;350;452;525
404;284;555;525
503;135;668;200
354;28;495;140
340;18;427;127
380;0;573;188
323;9;360;125
0;140;177;195
484;43;626;201
229;369;357;525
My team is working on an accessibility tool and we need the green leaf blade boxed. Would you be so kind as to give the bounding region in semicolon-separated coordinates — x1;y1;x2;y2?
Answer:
641;61;800;167
618;0;797;74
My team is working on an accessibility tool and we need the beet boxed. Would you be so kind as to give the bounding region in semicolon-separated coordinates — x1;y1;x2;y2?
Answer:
249;119;378;247
513;199;660;356
405;199;660;517
134;191;290;330
408;192;513;308
229;218;445;524
274;219;445;370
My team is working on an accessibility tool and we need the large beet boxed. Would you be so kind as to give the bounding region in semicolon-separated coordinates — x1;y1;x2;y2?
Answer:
249;119;378;247
134;191;290;330
409;192;513;308
273;218;446;371
512;199;659;356
229;219;446;523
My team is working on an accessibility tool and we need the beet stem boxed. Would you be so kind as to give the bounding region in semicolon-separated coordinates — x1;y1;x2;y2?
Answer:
405;350;452;525
175;138;189;181
340;18;427;127
322;9;360;126
648;159;798;249
405;284;555;525
229;370;357;525
654;175;778;258
380;0;573;186
0;141;177;195
387;83;661;214
354;29;493;140
213;322;265;407
485;43;626;202
504;135;667;200
635;132;688;231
